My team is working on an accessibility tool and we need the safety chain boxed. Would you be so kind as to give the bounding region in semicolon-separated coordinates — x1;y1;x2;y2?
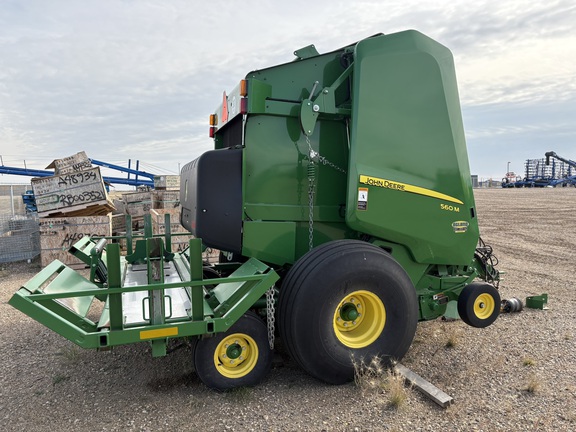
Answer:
266;286;276;350
305;135;346;252
306;136;347;174
308;161;316;252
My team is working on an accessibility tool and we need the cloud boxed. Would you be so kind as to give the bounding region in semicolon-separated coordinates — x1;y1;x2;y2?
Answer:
0;0;575;184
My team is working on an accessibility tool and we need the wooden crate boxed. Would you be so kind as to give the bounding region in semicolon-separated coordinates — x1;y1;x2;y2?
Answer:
39;215;112;268
150;208;182;232
111;214;126;233
149;209;219;261
203;247;220;264
121;191;153;217
152;190;180;209
32;167;114;217
125;201;153;217
153;175;180;190
45;151;92;175
112;199;126;215
150;208;189;252
122;191;152;204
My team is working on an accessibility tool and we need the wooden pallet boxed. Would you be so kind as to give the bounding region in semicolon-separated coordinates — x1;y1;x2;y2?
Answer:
37;199;115;218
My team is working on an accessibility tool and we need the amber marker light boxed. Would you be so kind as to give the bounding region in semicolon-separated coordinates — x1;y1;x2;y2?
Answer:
239;79;248;97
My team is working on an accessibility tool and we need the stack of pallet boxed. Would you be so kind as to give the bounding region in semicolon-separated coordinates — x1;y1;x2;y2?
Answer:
110;175;217;261
111;175;180;233
152;176;218;261
33;152;114;268
149;207;218;261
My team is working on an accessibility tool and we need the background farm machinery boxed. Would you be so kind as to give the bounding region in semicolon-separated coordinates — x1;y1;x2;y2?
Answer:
502;151;576;188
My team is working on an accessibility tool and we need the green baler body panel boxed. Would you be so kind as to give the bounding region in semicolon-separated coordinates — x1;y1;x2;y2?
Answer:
242;116;350;262
208;30;478;273
346;31;479;265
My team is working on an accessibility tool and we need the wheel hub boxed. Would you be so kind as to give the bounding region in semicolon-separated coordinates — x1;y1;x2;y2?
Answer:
226;343;243;360
340;303;360;321
214;333;259;378
333;291;386;348
474;293;495;319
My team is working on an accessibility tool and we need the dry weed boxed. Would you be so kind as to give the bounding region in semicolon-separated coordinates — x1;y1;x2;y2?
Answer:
522;357;536;367
353;356;408;409
57;344;84;364
445;331;459;348
523;374;541;393
52;374;70;385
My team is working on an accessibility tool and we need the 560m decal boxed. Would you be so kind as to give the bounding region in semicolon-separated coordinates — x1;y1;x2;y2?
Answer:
359;175;464;205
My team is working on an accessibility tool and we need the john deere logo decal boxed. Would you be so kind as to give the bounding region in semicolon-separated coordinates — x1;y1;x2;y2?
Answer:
359;175;463;205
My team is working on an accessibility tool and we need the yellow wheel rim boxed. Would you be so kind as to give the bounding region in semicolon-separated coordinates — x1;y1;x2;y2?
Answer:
213;333;259;379
473;293;496;320
333;290;386;348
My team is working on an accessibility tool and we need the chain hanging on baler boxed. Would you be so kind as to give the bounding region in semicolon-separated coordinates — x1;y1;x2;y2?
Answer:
307;159;317;252
266;286;276;349
305;135;346;251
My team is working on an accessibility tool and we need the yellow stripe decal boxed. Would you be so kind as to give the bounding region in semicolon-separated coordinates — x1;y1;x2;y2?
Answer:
140;327;179;340
359;175;464;205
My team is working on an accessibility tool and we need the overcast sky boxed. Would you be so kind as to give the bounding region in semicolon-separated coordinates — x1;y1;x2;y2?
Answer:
1;0;575;187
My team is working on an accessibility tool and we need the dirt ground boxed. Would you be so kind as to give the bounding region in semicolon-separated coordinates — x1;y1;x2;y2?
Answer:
0;187;575;431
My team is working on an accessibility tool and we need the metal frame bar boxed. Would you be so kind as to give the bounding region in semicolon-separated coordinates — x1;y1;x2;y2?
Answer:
9;237;279;355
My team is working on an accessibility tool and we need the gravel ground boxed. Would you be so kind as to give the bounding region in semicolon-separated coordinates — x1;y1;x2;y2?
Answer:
1;187;575;431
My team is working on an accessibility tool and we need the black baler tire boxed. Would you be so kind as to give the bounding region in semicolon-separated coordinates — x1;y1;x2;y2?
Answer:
457;282;500;328
278;240;418;385
194;311;272;391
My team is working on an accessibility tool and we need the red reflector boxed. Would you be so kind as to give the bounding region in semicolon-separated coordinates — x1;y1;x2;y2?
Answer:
240;98;248;114
209;126;216;138
221;91;228;123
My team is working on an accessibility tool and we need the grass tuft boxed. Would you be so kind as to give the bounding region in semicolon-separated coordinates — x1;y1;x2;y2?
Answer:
386;370;408;409
445;332;459;349
52;374;70;386
522;357;536;367
523;374;541;393
59;345;83;364
353;356;408;409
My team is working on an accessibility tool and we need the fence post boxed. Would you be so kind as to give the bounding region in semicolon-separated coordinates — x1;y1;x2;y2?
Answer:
10;185;15;216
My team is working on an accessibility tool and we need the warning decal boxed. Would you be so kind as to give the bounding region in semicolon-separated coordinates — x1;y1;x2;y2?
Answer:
357;187;368;210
